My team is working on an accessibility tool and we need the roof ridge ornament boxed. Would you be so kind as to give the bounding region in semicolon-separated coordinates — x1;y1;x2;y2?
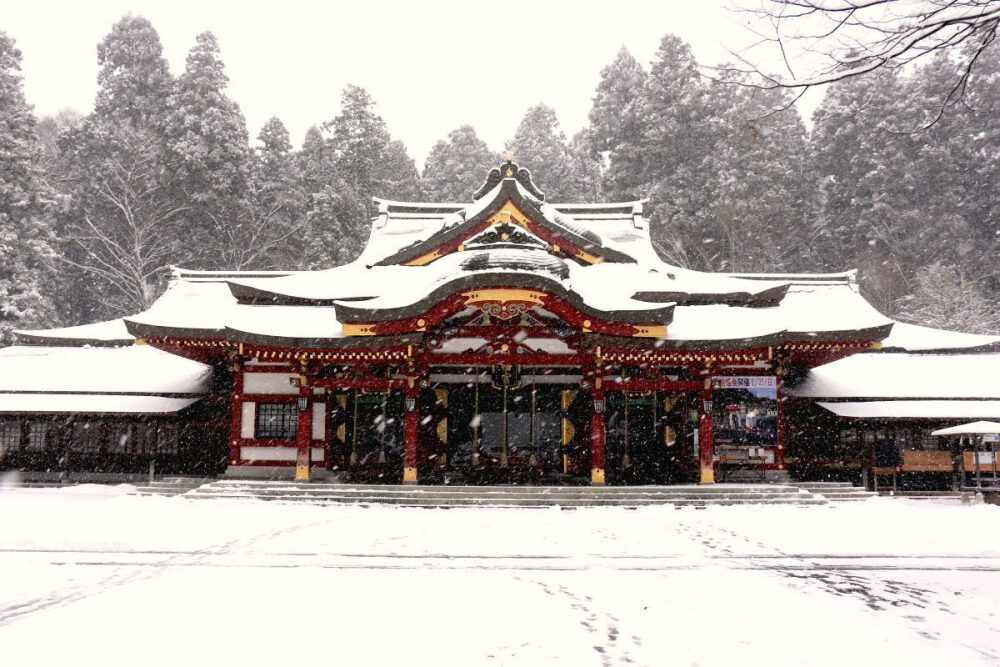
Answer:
472;155;546;202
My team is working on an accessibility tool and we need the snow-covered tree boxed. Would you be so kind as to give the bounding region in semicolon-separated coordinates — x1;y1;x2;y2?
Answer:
507;103;598;201
93;15;172;128
0;31;58;342
421;125;497;201
896;263;999;334
325;85;419;203
303;86;418;267
56;16;181;317
223;116;309;270
162;31;254;267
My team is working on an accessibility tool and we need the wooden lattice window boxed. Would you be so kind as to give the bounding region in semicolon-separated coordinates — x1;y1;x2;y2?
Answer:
255;402;297;440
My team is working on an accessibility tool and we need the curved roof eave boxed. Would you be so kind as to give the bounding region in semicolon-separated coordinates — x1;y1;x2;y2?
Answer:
331;271;674;326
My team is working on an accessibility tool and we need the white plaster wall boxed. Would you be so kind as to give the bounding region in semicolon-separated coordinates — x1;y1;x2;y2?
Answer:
243;372;299;395
240;402;255;439
311;402;326;440
238;446;325;462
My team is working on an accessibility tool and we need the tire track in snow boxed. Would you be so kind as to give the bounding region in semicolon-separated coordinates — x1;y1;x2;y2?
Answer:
672;517;1000;663
0;516;348;628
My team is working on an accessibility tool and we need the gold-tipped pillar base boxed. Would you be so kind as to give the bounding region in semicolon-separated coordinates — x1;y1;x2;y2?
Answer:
591;468;606;486
295;465;310;481
403;466;418;484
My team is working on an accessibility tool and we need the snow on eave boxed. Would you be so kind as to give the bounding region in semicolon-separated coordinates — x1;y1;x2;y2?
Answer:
0;345;213;395
818;400;1000;420
13;319;134;347
788;352;1000;400
724;269;858;284
373;197;468;211
880;321;1000;353
0;393;202;415
170;265;302;282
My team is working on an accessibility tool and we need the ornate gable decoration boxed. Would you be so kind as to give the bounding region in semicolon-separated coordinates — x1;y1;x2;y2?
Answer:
464;221;546;250
377;159;636;267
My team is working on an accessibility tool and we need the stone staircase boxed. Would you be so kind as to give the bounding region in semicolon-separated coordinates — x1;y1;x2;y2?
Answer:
171;480;831;508
134;477;218;497
791;481;877;501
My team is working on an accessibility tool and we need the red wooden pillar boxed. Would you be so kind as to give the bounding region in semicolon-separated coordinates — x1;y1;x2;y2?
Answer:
590;387;606;485
229;360;243;467
403;384;419;484
776;373;787;473
698;380;715;484
295;382;311;482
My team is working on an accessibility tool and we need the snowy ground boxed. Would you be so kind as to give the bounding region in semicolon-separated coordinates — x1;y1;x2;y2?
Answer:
1;485;998;666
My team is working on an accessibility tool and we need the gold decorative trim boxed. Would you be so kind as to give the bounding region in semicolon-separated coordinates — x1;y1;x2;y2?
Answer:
462;288;546;305
561;418;576;445
295;465;311;481
591;468;606;485
404;248;444;266
436;419;448;444
403;466;418;483
434;388;448;408
632;325;667;338
700;468;715;484
342;323;376;336
485;199;532;227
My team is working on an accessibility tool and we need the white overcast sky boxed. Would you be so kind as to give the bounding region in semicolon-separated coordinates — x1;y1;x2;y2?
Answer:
4;0;819;164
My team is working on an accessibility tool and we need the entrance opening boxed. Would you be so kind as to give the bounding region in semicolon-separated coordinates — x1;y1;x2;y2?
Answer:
438;379;576;484
606;391;688;485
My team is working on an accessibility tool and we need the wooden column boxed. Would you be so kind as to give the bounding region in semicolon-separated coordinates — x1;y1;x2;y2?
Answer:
776;373;787;473
590;387;606;485
698;379;715;484
229;360;243;467
403;383;419;484
295;381;311;481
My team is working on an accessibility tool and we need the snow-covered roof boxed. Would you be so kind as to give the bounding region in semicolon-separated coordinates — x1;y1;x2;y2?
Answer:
932;420;1000;435
0;394;201;414
880;322;1000;352
125;270;246;337
14;319;134;346
789;352;1000;400
0;345;212;395
819;401;1000;419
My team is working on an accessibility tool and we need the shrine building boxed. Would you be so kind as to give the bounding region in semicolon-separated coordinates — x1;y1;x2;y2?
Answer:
2;160;999;488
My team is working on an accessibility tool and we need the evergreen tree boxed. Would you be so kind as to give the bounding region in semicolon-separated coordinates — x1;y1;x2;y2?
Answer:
0;32;58;342
809;61;978;313
325;85;419;203
57;16;180;317
163;31;254;267
421;125;497;201
589;47;646;153
507;103;597;201
299;124;331;195
589;34;816;272
303;86;419;267
93;15;172;128
239;117;308;269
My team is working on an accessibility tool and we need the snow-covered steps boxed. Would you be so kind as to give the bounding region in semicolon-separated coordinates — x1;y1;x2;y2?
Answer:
792;481;877;501
134;477;218;496
177;481;829;508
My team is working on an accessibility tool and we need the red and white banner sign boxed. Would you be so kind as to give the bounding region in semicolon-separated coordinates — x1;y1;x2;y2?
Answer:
712;376;777;389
